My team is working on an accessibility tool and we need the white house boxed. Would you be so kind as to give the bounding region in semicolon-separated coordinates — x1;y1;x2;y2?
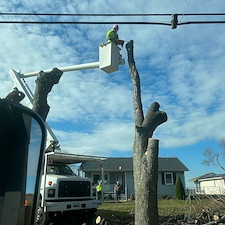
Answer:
80;157;189;199
189;172;225;195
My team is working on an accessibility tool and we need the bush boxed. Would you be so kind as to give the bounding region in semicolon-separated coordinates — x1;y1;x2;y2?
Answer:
129;193;135;200
174;175;186;200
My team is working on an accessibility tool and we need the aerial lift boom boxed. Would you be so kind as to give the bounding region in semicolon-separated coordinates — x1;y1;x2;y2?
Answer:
9;69;60;152
7;42;121;224
9;42;125;152
19;41;125;78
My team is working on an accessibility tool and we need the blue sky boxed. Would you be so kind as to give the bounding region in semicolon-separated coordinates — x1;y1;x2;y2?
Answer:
1;0;225;188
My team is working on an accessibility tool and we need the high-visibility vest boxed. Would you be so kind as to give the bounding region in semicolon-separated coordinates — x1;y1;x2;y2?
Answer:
96;185;102;192
106;30;119;42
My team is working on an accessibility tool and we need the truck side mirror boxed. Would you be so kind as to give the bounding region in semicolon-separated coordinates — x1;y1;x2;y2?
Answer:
0;99;46;225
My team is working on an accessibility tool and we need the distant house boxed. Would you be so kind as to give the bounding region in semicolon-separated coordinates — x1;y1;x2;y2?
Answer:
189;172;225;195
79;157;189;199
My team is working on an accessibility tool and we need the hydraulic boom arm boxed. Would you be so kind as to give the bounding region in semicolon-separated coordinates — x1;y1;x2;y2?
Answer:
9;69;60;152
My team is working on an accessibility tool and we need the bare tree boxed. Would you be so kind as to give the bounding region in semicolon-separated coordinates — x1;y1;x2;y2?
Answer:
126;40;168;225
203;138;225;171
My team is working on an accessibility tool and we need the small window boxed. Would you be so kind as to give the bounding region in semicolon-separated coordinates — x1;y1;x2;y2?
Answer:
93;174;108;184
164;173;173;185
93;174;101;184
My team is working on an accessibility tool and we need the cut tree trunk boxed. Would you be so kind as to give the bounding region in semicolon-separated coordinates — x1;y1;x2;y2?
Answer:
134;138;159;225
126;40;167;225
32;68;63;120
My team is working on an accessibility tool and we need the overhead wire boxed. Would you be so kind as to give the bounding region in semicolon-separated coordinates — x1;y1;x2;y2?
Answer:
0;21;225;26
0;12;225;16
0;21;171;25
1;13;172;16
0;13;225;27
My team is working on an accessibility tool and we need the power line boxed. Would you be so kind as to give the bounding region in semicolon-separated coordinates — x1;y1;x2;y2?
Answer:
1;13;170;16
0;12;225;16
0;20;225;26
0;13;225;28
180;21;225;25
0;21;171;25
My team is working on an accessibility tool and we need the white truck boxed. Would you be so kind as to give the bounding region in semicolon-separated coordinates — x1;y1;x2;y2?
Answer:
9;69;105;225
8;43;124;224
38;152;104;224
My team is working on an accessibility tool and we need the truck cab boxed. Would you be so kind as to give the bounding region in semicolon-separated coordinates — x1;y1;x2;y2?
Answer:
0;98;46;225
38;152;104;224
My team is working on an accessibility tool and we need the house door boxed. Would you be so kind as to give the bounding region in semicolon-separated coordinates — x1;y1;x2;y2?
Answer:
116;173;125;193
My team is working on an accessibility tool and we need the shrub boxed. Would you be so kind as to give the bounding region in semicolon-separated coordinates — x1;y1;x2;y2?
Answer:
174;175;186;200
129;193;135;200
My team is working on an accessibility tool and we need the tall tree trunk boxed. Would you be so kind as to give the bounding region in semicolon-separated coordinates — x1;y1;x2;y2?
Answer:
32;68;63;120
126;40;167;225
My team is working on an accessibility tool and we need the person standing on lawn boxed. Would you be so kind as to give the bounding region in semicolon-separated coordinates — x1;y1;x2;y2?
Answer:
114;181;122;202
96;182;102;200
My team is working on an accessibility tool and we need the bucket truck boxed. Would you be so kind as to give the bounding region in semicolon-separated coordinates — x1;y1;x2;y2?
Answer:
9;69;106;224
8;42;123;224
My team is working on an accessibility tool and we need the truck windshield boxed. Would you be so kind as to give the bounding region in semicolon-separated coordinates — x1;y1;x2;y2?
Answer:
47;164;76;176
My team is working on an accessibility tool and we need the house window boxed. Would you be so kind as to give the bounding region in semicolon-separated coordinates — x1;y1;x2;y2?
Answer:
93;174;108;184
161;172;176;185
164;173;173;185
93;175;101;184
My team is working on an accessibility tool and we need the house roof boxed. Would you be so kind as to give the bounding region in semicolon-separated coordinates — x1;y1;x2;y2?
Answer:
80;157;189;172
158;157;189;172
189;172;225;182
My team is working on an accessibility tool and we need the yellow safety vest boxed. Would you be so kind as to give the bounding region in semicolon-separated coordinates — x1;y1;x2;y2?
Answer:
96;185;102;192
106;30;119;42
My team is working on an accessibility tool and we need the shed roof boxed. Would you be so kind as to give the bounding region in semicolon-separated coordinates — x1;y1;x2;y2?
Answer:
80;157;189;172
189;172;225;182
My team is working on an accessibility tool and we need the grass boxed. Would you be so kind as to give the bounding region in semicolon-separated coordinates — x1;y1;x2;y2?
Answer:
97;196;225;221
97;201;135;219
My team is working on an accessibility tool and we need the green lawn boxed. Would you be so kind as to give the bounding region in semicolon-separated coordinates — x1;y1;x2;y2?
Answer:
97;200;186;220
97;197;225;221
97;201;135;219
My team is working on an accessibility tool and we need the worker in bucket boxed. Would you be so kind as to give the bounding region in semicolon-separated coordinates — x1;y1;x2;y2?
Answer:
106;24;124;47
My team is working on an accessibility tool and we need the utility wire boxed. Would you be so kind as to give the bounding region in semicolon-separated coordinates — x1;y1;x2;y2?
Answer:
1;13;171;16
180;21;225;25
0;21;171;25
0;21;225;26
0;12;225;16
0;13;225;27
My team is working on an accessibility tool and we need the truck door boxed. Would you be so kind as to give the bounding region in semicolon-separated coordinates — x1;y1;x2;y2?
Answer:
0;99;46;225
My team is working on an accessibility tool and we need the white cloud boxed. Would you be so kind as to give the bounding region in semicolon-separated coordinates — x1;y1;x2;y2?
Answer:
53;121;134;156
1;1;225;161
